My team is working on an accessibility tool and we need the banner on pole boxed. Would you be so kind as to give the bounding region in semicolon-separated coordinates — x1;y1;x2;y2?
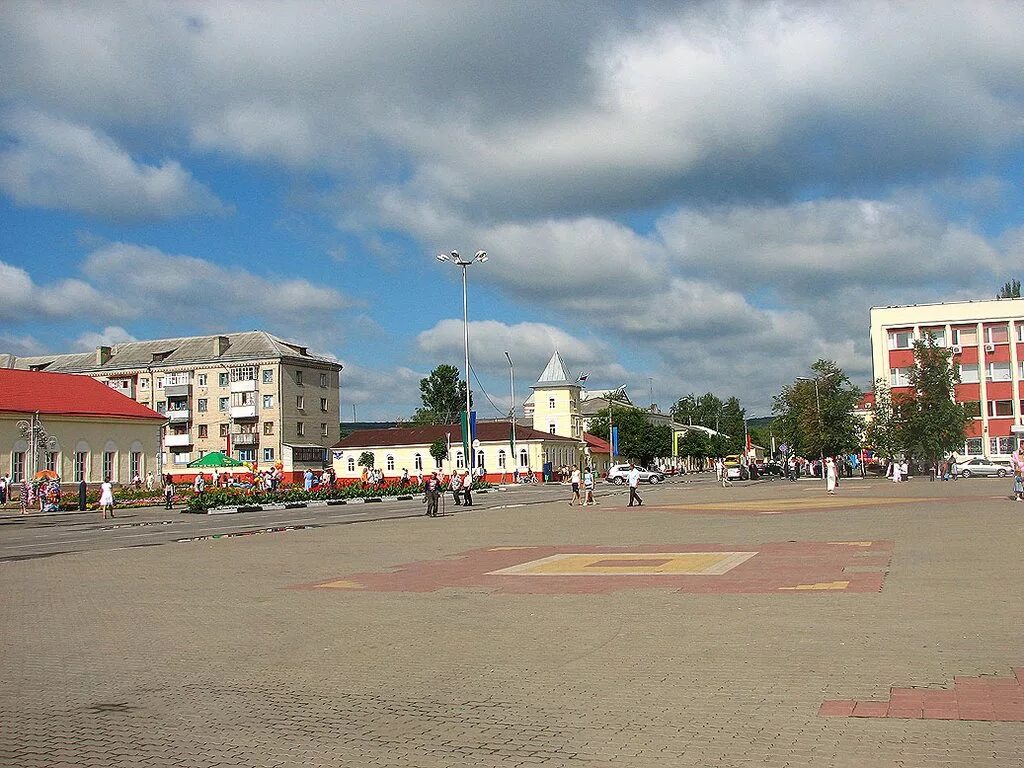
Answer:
611;426;619;457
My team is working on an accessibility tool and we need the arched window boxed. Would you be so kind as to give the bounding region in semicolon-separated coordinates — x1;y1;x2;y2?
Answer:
435;454;443;469
386;454;395;471
456;451;464;469
548;397;555;409
414;453;423;471
476;450;485;469
519;448;529;467
347;457;356;472
498;450;506;468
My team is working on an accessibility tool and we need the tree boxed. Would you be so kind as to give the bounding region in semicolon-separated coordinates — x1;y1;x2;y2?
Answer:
429;438;448;469
719;397;746;453
357;451;375;469
588;407;672;467
671;392;724;430
772;360;863;458
899;337;969;466
864;379;903;460
997;279;1021;299
412;364;471;425
676;429;710;469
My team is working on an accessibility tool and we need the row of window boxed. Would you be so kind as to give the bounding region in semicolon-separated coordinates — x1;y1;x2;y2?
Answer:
890;361;1024;386
960;399;1024;418
963;437;1021;456
345;448;531;474
167;448;276;465
156;395;332;413
8;450;143;484
889;323;1024;350
129;369;331;390
166;421;331;440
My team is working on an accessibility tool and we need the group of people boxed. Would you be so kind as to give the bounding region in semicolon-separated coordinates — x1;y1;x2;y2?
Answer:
567;465;598;506
420;470;477;516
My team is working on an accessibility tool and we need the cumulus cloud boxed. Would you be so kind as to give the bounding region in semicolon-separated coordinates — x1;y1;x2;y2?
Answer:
0;260;121;323
72;326;137;351
0;112;228;220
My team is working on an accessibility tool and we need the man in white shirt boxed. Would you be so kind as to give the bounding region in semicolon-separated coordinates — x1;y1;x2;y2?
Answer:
626;462;643;507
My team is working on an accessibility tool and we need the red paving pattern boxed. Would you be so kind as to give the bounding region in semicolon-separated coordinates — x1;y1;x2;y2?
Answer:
820;668;1024;721
298;540;892;595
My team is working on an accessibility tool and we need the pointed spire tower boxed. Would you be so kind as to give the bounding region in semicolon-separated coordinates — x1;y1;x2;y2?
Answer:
530;351;583;439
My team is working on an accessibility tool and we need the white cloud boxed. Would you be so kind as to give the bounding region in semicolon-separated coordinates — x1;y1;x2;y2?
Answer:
0;260;119;323
0;112;228;220
72;326;137;351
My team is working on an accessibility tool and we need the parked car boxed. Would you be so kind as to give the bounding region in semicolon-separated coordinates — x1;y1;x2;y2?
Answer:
957;457;1012;478
606;464;665;485
723;454;749;481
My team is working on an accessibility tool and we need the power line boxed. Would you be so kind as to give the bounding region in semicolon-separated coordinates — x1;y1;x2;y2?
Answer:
468;361;509;417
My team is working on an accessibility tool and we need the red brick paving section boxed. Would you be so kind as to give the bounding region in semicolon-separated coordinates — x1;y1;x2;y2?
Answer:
294;540;893;595
820;667;1024;721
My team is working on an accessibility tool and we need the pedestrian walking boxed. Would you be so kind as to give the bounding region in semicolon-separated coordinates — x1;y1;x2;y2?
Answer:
164;480;175;509
461;470;473;507
825;456;837;495
423;471;442;517
583;466;596;505
626;462;643;506
569;465;581;506
1012;444;1024;502
449;472;462;506
19;478;32;515
99;476;115;519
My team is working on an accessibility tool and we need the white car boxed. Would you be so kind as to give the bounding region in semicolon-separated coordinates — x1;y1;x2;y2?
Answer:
957;457;1012;478
606;464;665;485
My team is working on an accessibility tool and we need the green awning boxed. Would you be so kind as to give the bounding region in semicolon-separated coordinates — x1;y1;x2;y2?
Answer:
187;451;246;468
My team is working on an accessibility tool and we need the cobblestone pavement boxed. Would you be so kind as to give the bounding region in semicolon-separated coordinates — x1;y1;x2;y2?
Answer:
1;477;1022;767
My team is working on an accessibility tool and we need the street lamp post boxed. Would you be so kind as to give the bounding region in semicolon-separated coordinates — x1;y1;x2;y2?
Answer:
504;350;516;481
436;249;487;468
796;372;837;487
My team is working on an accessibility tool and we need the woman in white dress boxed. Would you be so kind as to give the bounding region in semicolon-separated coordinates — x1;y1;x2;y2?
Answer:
99;476;115;519
825;457;838;495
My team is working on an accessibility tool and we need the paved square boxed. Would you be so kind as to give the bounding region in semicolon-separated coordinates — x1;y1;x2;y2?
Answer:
2;478;1022;767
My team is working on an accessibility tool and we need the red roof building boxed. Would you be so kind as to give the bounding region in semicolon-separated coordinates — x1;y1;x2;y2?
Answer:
0;369;163;421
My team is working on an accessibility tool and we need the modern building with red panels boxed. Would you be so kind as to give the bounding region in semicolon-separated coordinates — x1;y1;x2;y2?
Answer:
869;298;1024;458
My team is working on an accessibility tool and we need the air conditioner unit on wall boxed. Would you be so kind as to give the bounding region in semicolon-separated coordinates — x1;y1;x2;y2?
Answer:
985;343;996;352
951;345;963;354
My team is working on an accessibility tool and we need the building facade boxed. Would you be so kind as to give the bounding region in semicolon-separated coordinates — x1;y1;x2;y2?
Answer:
869;298;1024;458
1;369;163;486
1;331;341;480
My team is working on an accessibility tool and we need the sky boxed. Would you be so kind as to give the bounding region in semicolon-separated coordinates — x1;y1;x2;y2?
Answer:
2;1;1024;421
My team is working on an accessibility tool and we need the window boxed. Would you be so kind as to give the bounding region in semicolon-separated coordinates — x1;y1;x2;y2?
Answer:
386;455;395;471
263;421;274;435
921;327;946;346
173;452;191;465
156;377;164;389
990;436;1016;455
198;374;207;386
498;450;506;468
262;369;273;384
965;437;983;455
320;373;327;387
263;394;274;408
1018;324;1024;343
130;452;142;478
952;327;978;346
320;397;329;412
888;330;913;350
548;397;555;408
987;361;1011;381
297;395;304;409
958;364;979;384
11;452;25;483
295;370;303;386
456;451;464;469
987;400;1013;417
985;324;1009;344
519;448;529;467
237;448;256;462
74;452;87;482
103;451;115;480
197;398;208;412
231;366;256;382
296;422;305;437
477;450;485;469
198;425;208;438
321;423;329;437
435;454;443;470
293;447;326;463
218;372;229;386
165;372;191;386
889;367;912;387
549;422;557;434
156;401;166;414
263;448;275;462
140;378;149;390
45;452;58;472
348;457;356;472
414;453;423;471
219;397;229;411
219;424;230;437
963;401;981;418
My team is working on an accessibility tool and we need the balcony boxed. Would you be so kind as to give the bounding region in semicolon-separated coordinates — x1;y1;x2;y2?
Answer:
164;433;192;448
231;432;259;446
167;409;191;423
230;404;258;420
230;379;258;394
164;383;192;398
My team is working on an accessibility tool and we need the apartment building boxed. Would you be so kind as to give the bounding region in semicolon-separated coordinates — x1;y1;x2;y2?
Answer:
0;331;341;480
869;298;1024;458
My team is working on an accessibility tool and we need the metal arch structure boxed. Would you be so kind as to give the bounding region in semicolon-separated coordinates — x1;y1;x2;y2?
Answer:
17;412;58;479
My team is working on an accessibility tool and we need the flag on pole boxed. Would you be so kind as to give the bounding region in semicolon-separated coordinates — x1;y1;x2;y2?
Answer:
577;372;589;383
